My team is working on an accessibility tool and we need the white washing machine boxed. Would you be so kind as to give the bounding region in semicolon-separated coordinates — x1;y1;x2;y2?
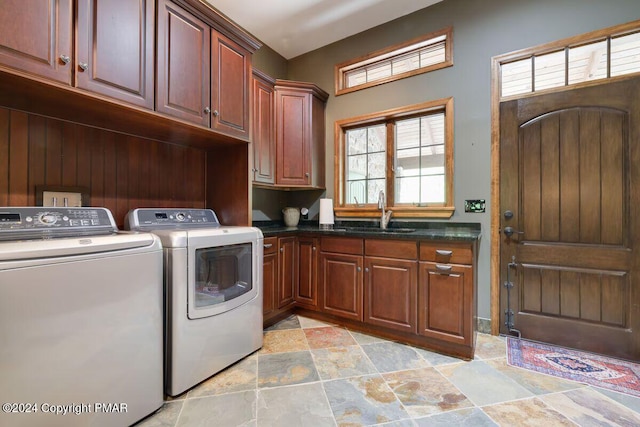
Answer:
125;208;263;396
0;207;163;427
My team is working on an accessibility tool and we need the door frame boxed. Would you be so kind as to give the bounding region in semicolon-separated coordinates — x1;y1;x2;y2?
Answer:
489;19;640;335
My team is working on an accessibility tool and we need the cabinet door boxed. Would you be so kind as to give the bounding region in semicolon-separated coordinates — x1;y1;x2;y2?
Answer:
277;236;297;308
296;236;318;309
320;252;363;321
211;32;250;140
252;73;275;184
156;0;210;126
0;0;72;84
76;0;154;109
276;89;311;185
365;256;417;333
418;262;473;345
263;251;278;319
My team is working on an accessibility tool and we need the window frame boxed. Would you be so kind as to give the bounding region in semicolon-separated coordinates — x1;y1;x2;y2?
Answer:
497;25;640;99
334;27;453;96
334;97;455;219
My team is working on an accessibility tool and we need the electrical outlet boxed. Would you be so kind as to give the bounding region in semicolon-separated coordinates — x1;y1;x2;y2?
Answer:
42;191;83;207
465;199;485;213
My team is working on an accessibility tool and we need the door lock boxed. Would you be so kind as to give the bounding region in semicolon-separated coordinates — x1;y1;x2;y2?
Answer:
503;226;524;238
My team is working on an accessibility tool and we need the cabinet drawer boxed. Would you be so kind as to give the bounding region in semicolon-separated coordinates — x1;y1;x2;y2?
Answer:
321;236;363;255
419;242;473;265
365;239;417;259
263;237;278;254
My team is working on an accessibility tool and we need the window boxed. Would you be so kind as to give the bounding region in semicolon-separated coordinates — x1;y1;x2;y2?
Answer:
500;30;640;98
335;98;454;219
335;27;453;96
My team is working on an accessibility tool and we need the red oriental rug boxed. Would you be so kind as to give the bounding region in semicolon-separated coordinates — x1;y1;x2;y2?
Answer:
506;337;640;398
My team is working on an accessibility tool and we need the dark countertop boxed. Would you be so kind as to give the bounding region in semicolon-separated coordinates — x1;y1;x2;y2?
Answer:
254;220;481;242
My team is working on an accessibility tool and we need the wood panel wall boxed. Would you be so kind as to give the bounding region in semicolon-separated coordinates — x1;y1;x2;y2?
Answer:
0;107;207;227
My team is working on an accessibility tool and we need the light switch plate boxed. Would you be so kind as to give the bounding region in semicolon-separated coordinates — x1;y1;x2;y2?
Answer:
465;199;485;213
42;191;83;207
36;186;89;207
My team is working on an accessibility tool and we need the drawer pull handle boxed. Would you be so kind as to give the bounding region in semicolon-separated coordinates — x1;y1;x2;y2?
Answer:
263;243;273;249
435;264;452;272
436;250;453;256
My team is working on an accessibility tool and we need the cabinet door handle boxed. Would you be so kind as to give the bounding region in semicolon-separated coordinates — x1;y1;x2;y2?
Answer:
280;247;284;252
263;243;273;249
312;247;316;251
435;264;452;272
213;110;219;117
436;249;453;256
204;107;211;114
357;266;361;272
365;267;369;273
59;54;70;65
78;62;88;71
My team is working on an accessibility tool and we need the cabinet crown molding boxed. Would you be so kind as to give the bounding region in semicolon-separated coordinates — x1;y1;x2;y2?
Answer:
275;79;329;102
173;0;262;52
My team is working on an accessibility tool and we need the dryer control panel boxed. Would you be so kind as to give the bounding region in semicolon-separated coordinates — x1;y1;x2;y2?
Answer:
0;207;117;240
125;208;220;230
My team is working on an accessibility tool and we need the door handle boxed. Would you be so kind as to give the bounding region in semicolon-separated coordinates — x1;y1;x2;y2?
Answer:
503;226;524;238
263;243;273;249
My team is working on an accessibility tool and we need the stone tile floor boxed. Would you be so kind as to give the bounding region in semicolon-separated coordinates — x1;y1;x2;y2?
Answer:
136;315;640;426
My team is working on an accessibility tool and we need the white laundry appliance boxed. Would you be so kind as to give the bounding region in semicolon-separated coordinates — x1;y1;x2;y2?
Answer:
124;208;263;396
0;207;163;427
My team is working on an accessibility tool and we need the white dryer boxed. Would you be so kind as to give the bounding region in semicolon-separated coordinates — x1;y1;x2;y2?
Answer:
0;207;163;427
125;208;263;396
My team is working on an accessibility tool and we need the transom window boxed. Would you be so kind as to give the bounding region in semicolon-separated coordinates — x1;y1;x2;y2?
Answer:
335;27;453;96
335;98;454;219
501;30;640;97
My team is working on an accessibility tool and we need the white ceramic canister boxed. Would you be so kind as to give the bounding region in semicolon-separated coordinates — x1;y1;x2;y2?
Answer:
282;207;300;227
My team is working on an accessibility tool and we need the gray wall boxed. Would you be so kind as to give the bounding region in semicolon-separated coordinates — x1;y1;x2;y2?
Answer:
252;43;288;79
253;0;640;320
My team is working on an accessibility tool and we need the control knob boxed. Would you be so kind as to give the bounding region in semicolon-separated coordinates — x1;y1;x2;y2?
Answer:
39;213;58;225
176;212;186;222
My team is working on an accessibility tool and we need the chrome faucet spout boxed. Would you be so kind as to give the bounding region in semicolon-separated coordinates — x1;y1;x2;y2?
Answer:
378;191;392;229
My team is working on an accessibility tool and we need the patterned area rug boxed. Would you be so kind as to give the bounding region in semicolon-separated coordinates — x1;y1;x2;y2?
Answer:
506;337;640;398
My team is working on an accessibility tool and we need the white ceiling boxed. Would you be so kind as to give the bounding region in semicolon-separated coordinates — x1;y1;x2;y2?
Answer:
206;0;443;59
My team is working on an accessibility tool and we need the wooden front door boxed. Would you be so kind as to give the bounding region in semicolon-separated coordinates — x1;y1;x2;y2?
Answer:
499;77;640;361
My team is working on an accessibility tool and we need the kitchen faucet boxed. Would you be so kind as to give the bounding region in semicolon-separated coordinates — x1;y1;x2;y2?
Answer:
378;190;392;229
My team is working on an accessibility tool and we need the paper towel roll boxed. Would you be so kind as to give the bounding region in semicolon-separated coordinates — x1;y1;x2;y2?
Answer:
319;198;334;227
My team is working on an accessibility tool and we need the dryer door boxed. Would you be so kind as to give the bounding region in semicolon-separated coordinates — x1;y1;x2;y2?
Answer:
187;235;260;319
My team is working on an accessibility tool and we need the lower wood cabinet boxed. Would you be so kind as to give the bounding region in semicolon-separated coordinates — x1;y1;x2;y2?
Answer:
296;235;319;309
263;235;297;326
418;262;473;346
277;236;297;308
320;251;363;321
365;256;417;333
263;232;477;359
262;237;278;322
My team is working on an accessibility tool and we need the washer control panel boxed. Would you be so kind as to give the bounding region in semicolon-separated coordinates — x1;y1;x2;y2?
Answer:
125;208;220;230
0;207;117;239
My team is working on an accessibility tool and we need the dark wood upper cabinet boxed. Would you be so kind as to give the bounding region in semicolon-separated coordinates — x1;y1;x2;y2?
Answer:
0;0;73;84
76;0;155;109
157;0;252;140
273;80;328;188
211;32;251;140
252;69;276;184
156;0;211;126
